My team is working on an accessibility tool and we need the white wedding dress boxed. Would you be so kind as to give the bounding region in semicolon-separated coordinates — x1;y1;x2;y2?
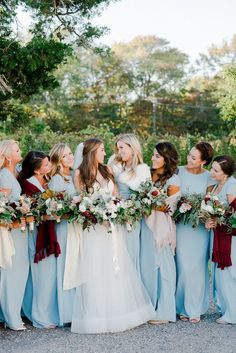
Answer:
71;180;155;334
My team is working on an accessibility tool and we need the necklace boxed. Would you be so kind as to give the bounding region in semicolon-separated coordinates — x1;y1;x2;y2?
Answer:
213;177;228;195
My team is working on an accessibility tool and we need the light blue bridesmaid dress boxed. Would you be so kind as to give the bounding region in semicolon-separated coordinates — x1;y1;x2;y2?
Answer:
112;163;151;274
0;168;29;330
175;166;215;319
140;174;180;322
211;176;236;324
23;176;59;328
48;174;76;325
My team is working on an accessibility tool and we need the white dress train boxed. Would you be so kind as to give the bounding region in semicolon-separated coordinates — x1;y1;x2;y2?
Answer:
71;180;155;334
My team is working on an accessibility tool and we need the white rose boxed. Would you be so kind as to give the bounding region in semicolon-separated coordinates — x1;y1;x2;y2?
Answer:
79;204;86;212
201;203;214;213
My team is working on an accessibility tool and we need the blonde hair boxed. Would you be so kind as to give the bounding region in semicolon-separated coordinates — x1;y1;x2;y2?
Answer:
111;133;143;177
49;143;71;179
0;139;18;169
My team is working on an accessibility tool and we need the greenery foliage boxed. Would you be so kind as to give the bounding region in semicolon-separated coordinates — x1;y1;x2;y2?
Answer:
1;124;235;166
0;2;235;157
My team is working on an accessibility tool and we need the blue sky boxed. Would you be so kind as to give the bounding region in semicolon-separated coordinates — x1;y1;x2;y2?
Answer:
94;0;236;60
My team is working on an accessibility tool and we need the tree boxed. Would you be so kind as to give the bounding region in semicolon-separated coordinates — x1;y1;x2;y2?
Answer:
215;65;236;129
0;0;116;130
196;34;236;76
112;35;189;99
29;48;135;132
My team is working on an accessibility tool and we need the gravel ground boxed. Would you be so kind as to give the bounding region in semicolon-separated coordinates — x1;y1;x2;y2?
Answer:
0;305;235;353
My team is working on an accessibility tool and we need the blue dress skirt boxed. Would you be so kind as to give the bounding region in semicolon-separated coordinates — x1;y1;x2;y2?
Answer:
0;168;29;330
140;219;176;321
211;176;236;324
175;166;214;318
48;174;76;325
140;174;179;322
22;176;59;328
116;181;141;274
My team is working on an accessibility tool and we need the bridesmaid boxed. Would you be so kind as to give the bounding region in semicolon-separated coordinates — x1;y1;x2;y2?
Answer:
206;155;236;324
175;141;214;323
0;140;29;330
48;143;76;326
108;133;151;273
19;151;60;328
140;142;180;324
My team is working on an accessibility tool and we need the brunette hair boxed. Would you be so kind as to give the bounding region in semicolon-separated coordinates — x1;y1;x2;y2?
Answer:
151;141;179;186
77;138;114;192
213;155;236;177
195;141;214;166
18;151;50;186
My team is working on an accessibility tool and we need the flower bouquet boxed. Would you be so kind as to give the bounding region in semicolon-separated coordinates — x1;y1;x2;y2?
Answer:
11;195;37;231
36;189;72;223
112;195;143;232
220;205;236;234
199;194;226;226
133;180;168;217
0;194;15;227
173;193;202;228
68;193;97;230
67;194;82;222
227;211;236;232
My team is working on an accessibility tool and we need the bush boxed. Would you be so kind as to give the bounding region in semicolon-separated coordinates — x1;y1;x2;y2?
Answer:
0;123;235;166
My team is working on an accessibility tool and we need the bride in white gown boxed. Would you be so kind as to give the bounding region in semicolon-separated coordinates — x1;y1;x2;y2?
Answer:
71;138;155;334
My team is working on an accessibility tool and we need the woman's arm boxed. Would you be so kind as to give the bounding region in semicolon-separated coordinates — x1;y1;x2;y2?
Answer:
228;194;236;205
167;185;180;197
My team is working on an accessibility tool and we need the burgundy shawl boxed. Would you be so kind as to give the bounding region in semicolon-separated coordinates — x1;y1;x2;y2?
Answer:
212;198;236;269
22;179;61;263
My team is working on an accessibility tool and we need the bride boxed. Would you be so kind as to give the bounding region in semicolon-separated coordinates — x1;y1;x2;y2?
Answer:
71;138;155;334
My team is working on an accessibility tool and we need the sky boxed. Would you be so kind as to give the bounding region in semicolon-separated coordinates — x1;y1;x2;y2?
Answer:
93;0;236;61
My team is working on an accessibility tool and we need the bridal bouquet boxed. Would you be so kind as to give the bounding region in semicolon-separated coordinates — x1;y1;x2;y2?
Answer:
70;191;118;232
70;190;143;232
36;189;71;223
0;194;15;226
113;195;143;231
173;193;202;228
199;194;226;226
133;180;168;217
91;192;118;221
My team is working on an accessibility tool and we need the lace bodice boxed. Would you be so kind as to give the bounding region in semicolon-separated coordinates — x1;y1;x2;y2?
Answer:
92;179;114;195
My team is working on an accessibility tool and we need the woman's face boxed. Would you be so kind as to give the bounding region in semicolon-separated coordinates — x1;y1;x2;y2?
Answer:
61;146;74;169
187;147;204;169
95;144;106;165
10;143;22;164
117;141;133;163
151;148;165;170
36;157;52;176
210;161;226;182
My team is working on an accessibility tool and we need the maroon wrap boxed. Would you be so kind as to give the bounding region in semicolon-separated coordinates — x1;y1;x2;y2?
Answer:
212;198;236;269
22;179;61;263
